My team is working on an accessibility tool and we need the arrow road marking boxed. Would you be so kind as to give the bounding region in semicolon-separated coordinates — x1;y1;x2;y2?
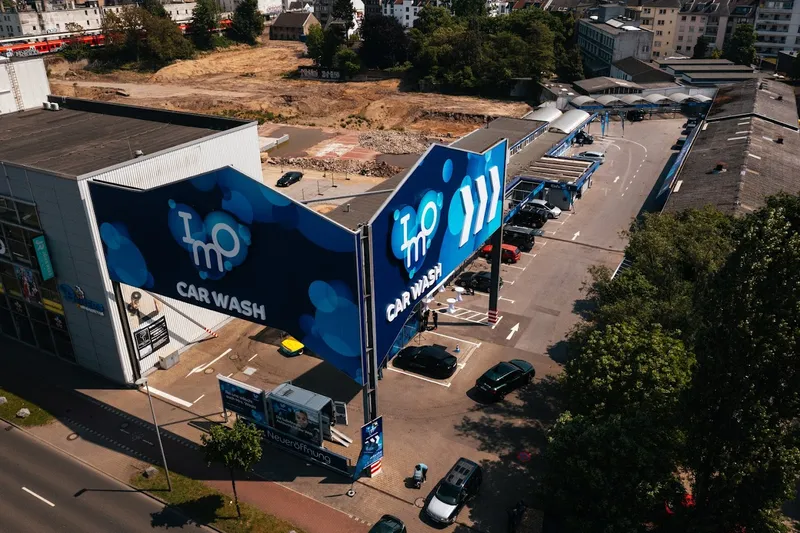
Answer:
22;487;55;507
459;185;474;247
487;166;501;222
473;175;489;236
506;323;520;340
572;231;580;241
186;348;230;378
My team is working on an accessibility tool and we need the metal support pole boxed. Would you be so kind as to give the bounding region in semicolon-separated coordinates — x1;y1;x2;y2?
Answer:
488;225;503;324
139;379;172;491
359;225;379;424
112;280;140;382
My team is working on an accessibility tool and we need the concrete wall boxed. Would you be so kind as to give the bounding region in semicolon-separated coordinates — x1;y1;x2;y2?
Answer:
613;29;654;63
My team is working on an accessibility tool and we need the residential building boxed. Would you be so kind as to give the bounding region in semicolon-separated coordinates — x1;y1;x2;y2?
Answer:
218;0;282;15
577;16;654;76
313;0;334;25
381;0;441;29
487;0;512;16
755;0;800;57
269;10;318;40
364;0;381;16
639;0;681;58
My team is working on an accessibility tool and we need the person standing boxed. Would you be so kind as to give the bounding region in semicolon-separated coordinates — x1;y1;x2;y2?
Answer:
423;309;430;330
433;310;439;330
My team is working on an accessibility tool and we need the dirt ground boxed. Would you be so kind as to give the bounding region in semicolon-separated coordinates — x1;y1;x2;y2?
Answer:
47;38;532;136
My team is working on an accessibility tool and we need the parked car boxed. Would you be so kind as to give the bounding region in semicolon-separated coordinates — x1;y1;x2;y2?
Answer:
481;243;521;264
512;207;548;228
369;515;406;533
577;151;605;164
503;225;536;252
426;458;483;524
575;130;594;145
626;110;645;122
471;271;504;292
529;199;562;219
276;171;303;187
675;136;688;149
475;359;535;400
393;345;457;379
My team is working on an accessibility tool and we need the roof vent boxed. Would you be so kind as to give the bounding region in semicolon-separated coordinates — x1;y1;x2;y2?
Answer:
51;103;59;111
708;162;728;174
776;95;783;101
134;149;144;157
775;137;784;144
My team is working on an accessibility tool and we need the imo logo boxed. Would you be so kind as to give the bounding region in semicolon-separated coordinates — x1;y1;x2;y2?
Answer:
167;199;251;280
390;190;443;279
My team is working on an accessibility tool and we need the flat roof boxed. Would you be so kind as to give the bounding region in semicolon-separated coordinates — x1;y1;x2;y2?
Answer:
506;131;568;177
324;171;405;231
706;79;797;129
683;72;761;81
0;97;251;179
654;58;734;66
516;156;592;185
452;118;546;152
667;64;754;72
574;77;644;94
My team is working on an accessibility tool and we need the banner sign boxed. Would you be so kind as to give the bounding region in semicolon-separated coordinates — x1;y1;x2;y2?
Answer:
134;316;170;360
368;141;508;360
14;265;41;304
218;374;269;427
298;67;343;81
354;416;384;479
59;284;105;316
32;235;55;281
89;167;365;383
261;424;350;476
268;396;323;446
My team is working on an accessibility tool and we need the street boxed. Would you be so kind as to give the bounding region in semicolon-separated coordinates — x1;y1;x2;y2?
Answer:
0;419;208;532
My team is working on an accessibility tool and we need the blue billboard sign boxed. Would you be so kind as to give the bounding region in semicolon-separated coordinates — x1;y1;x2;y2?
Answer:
369;141;508;360
218;374;268;426
261;424;350;475
32;235;55;281
88;167;365;383
354;416;384;479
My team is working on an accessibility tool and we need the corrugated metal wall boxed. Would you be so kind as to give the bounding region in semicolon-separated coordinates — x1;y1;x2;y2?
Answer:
0;58;50;114
79;123;262;377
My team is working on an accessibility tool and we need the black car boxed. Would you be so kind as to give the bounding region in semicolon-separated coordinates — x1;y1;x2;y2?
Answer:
393;345;457;379
575;130;594;145
504;225;536;252
470;271;503;292
369;515;406;533
276;171;303;187
626;110;645;122
475;359;534;399
512;205;548;229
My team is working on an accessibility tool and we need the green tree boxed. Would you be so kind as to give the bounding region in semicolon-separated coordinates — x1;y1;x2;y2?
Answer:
190;0;220;50
231;0;264;45
450;0;486;18
556;44;584;82
202;420;263;518
321;26;344;67
710;47;722;59
334;45;360;77
563;322;694;421
141;10;195;65
723;23;757;66
331;0;355;30
412;5;454;33
687;194;800;532
305;23;324;64
540;412;683;533
693;35;709;58
142;0;169;19
360;14;408;69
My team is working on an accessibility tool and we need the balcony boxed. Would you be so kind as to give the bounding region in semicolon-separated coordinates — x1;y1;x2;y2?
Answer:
758;2;794;12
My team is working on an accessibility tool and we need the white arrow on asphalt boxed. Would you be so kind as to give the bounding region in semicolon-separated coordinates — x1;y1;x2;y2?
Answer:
572;231;580;241
185;349;230;378
473;175;489;236
506;323;520;340
459;185;475;247
487;166;501;223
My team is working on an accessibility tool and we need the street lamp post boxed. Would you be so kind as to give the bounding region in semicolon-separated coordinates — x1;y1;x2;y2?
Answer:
135;377;172;491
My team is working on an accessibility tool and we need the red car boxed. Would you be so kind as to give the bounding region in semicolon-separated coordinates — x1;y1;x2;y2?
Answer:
481;243;521;264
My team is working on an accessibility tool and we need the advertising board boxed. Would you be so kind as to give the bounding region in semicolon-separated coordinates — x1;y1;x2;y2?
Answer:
134;316;170;360
32;235;55;281
89;167;365;383
354;416;383;479
261;424;350;475
218;374;269;426
268;396;323;446
369;141;508;360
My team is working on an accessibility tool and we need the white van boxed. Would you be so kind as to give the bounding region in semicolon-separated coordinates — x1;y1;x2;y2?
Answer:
529;199;562;219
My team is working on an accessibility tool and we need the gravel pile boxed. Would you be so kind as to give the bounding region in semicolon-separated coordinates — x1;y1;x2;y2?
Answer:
358;131;433;155
265;157;402;178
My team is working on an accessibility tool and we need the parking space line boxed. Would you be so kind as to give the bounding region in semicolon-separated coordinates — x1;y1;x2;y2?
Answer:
491;315;504;329
193;394;205;404
145;386;193;408
504;264;526;271
425;330;481;347
387;367;451;387
248;353;258;362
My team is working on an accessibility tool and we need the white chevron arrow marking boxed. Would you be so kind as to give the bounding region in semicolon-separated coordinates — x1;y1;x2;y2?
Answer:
473;175;488;236
459;185;474;247
487;166;500;223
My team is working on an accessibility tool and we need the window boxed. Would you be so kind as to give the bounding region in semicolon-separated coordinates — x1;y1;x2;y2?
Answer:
406;14;409;19
654;50;660;57
86;20;90;25
686;45;692;52
677;45;682;50
658;8;666;14
681;15;687;20
678;35;683;41
691;15;696;21
657;19;665;25
406;6;409;10
654;40;662;46
644;7;651;13
16;203;40;230
32;25;36;31
689;26;694;32
656;30;663;35
84;9;88;14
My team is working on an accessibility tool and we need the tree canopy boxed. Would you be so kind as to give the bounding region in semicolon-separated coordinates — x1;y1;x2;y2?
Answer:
190;0;220;50
723;23;757;66
231;0;265;45
360;14;409;69
331;0;355;30
692;36;709;59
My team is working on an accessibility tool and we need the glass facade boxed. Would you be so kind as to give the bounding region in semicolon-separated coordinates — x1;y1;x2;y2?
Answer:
0;195;75;362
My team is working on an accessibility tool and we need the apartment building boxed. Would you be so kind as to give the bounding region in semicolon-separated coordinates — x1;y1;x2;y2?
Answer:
577;16;654;76
755;0;800;56
675;0;757;57
381;0;442;29
639;0;681;58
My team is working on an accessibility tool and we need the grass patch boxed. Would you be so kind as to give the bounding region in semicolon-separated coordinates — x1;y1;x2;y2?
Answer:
217;109;283;125
0;387;54;427
132;468;305;533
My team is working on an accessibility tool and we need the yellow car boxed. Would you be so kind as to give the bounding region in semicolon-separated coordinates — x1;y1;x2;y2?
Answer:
279;337;304;357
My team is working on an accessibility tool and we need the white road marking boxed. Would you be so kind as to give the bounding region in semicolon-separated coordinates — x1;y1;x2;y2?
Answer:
387;367;451;387
532;253;537;258
193;394;206;404
425;330;481;347
539;241;547;247
146;386;194;408
613;176;619;183
22;487;55;507
226;373;233;378
506;323;520;340
491;315;504;329
504;264;526;271
248;353;258;362
626;186;629;191
572;231;580;241
186;348;231;378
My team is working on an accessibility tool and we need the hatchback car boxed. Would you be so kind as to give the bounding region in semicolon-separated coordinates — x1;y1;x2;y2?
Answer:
393;345;457;379
512;207;548;228
469;271;503;292
529;199;562;219
368;515;406;533
475;359;534;400
426;458;482;524
578;151;605;164
276;171;303;187
480;243;521;264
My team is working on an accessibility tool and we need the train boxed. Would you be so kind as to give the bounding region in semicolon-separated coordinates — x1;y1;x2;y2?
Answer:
0;19;232;58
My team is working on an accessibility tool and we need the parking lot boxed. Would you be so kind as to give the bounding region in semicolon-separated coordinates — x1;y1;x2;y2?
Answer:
144;117;685;532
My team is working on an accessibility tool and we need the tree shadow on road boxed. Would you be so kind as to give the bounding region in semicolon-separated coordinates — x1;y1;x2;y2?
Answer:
150;494;225;529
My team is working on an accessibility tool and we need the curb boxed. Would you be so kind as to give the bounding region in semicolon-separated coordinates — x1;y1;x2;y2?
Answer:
0;415;224;533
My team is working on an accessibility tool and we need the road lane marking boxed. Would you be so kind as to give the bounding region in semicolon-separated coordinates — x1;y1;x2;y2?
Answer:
491;315;504;329
22;487;55;507
506;323;520;340
425;330;481;347
186;348;231;378
248;353;258;362
504;264;526;271
613;176;619;183
572;231;580;241
193;394;206;404
146;386;194;408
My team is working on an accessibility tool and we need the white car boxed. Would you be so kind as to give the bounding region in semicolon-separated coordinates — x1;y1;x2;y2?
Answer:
529;199;562;219
578;151;605;164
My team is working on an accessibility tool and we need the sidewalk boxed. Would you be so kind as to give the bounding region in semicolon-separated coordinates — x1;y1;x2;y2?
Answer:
0;339;375;533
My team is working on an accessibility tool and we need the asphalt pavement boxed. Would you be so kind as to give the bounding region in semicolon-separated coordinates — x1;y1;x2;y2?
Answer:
0;419;208;532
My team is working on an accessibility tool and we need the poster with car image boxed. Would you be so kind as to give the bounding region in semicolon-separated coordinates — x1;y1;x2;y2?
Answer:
268;397;322;446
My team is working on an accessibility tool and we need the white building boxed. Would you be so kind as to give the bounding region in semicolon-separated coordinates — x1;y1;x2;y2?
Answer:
486;0;511;16
755;0;800;57
381;0;443;29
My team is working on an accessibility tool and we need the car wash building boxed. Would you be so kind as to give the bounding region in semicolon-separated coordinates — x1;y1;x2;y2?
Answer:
0;97;261;384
